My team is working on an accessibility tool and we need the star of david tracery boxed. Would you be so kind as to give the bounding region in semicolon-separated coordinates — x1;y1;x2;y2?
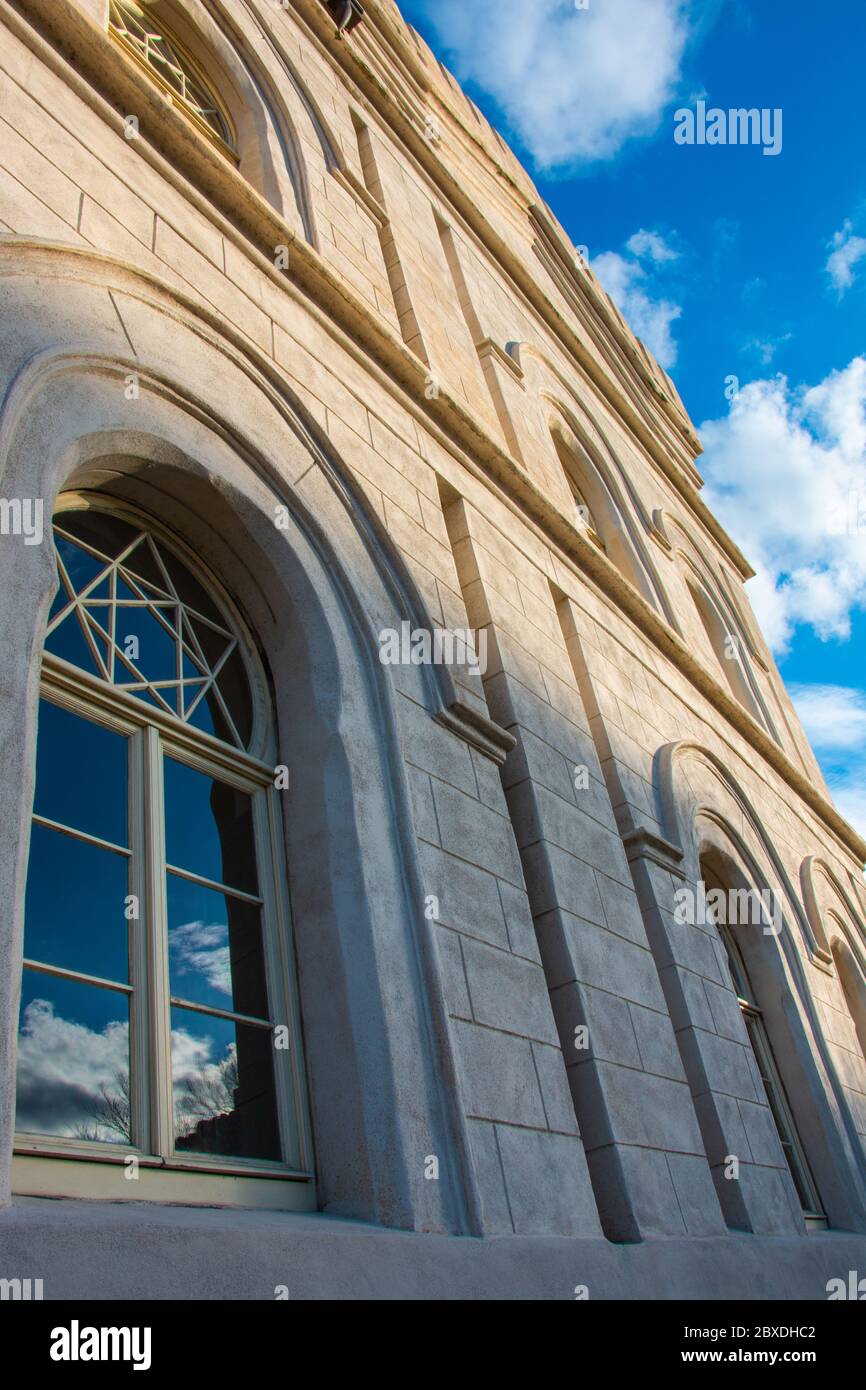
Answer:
46;516;252;749
107;1;236;153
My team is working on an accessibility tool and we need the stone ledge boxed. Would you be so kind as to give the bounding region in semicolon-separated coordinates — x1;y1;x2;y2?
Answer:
435;701;517;765
2;1197;865;1300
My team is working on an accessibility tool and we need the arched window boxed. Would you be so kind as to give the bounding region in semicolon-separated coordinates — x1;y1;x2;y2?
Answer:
550;426;665;609
831;933;866;1063
703;865;824;1224
14;499;311;1207
687;578;769;725
109;1;238;160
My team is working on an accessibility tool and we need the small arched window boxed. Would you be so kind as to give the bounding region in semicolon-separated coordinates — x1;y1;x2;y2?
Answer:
703;865;824;1225
109;1;238;160
14;500;312;1207
687;578;769;725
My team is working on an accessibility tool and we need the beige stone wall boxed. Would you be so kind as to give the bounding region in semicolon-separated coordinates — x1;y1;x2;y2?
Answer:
0;0;864;1257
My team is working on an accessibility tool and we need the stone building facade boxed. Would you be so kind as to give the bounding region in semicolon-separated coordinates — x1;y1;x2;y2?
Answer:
0;0;864;1300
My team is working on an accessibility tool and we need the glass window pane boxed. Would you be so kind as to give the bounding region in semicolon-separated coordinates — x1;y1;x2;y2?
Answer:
114;601;180;686
167;874;269;1019
171;1008;280;1161
54;533;107;592
25;823;130;984
34;700;128;847
44;607;102;677
120;536;173;596
16;970;131;1145
164;757;258;895
55;510;139;562
216;646;253;747
163;552;224;625
186;683;239;747
745;1014;819;1214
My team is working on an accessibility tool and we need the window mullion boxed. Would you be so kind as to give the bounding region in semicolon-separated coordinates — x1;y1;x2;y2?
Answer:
258;786;310;1175
143;724;173;1158
128;727;150;1152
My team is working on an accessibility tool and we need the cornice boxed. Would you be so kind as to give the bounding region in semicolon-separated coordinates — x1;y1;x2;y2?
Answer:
621;827;687;881
3;4;864;864
14;0;751;583
287;0;754;578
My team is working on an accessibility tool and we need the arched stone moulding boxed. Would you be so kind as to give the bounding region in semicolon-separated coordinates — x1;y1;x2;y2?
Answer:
199;0;348;241
546;405;675;623
0;240;497;1233
815;888;866;1105
109;0;321;239
653;508;778;739
801;856;866;970
655;740;866;1228
658;742;837;965
503;340;677;624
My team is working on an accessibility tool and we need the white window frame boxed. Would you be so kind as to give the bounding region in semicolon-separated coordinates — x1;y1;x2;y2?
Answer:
13;497;314;1211
718;919;826;1229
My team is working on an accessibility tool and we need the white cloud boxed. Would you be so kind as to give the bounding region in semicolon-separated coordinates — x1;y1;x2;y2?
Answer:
593;230;683;368
699;357;866;653
16;993;243;1143
15;998;129;1139
169;920;232;998
420;0;693;169
789;683;866;752
742;333;792;366
626;228;680;263
789;684;866;844
826;220;866;298
830;782;866;846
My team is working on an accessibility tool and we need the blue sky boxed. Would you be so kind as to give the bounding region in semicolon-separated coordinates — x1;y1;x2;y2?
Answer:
401;0;866;841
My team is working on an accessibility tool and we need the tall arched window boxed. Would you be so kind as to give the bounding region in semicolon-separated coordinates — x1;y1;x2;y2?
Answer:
831;932;866;1063
703;864;824;1225
687;577;772;731
550;425;664;609
109;1;238;160
14;499;312;1207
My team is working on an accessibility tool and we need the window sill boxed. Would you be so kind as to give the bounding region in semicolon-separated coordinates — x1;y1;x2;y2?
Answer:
804;1213;830;1232
12;1153;316;1213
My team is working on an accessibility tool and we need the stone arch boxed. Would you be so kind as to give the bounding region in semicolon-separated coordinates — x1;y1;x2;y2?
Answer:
505;344;674;617
832;937;866;1064
546;407;672;619
0;242;481;1232
229;0;345;170
802;857;866;1099
146;0;318;238
656;741;866;1230
658;509;778;737
801;855;866;968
